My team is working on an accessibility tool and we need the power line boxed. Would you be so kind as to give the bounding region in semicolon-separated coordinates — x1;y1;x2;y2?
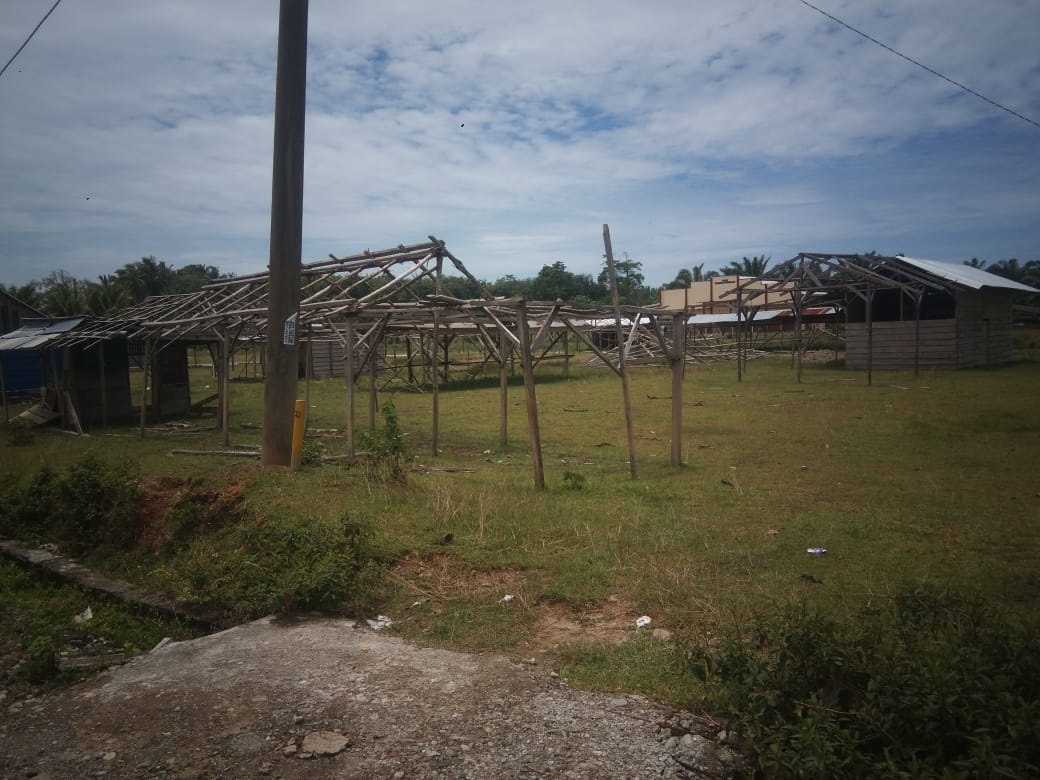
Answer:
0;0;64;80
796;0;1040;131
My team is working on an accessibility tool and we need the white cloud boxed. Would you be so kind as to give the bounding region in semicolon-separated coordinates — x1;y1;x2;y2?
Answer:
1;0;1038;290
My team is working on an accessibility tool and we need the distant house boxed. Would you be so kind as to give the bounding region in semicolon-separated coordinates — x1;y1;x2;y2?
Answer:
0;290;48;398
659;275;794;314
764;253;1039;371
843;256;1037;370
0;317;133;425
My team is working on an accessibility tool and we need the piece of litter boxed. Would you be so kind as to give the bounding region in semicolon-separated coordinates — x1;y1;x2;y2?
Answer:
807;547;827;555
365;615;393;630
635;615;652;629
150;637;173;653
73;606;93;624
499;594;515;604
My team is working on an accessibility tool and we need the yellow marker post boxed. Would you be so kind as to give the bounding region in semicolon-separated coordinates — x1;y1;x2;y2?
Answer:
290;399;306;471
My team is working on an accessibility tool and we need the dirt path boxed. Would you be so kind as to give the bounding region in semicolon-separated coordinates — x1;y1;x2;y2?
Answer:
0;615;740;779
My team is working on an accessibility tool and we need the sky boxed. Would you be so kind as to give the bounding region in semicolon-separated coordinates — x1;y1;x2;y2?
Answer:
1;0;1038;290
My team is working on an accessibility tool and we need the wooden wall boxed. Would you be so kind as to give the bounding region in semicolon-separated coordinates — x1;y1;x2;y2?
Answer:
955;289;1014;367
845;289;1015;370
846;319;957;370
65;340;133;423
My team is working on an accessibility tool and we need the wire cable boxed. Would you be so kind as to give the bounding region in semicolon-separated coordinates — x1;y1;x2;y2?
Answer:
0;0;64;81
796;0;1040;130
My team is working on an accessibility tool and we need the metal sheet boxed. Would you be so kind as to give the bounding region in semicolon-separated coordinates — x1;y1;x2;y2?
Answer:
898;256;1038;293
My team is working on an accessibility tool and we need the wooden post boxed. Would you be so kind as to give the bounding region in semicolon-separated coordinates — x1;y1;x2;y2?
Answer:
736;289;743;383
221;332;231;446
431;314;440;455
516;300;544;489
97;342;108;429
139;340;150;439
303;333;311;434
603;224;637;479
368;336;378;430
499;328;509;447
913;293;922;377
795;297;804;384
261;0;308;467
670;312;686;467
344;320;355;458
0;354;8;423
866;289;875;386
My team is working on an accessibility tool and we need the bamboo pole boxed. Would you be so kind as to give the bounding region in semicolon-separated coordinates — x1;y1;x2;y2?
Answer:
516;300;544;489
866;289;875;386
0;354;8;423
499;328;509;447
139;340;150;439
303;333;311;433
670;312;685;467
431;311;440;455
221;333;231;446
97;343;108;429
344;320;355;458
368;336;378;430
603;224;637;479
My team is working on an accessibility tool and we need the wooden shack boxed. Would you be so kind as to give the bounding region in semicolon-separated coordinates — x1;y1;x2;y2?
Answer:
843;257;1033;370
762;253;1037;372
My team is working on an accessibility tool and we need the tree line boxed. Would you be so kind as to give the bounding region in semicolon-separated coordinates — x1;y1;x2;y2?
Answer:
1;256;226;317
4;252;1036;319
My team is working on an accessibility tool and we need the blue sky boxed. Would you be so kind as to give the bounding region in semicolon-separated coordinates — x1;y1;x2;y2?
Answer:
1;0;1038;289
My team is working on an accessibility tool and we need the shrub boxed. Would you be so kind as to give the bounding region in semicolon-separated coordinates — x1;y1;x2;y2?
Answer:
3;418;35;446
685;585;1040;778
358;398;407;481
0;456;141;554
164;513;383;619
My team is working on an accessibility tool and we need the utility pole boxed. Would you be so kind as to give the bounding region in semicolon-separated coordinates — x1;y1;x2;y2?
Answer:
262;0;308;466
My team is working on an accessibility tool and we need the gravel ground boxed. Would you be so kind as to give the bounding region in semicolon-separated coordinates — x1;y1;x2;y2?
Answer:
0;615;743;779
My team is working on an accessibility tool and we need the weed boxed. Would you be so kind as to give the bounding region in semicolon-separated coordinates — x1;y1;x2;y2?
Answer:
3;418;35;446
159;512;384;619
562;470;586;490
358;398;407;481
0;456;140;554
684;584;1040;777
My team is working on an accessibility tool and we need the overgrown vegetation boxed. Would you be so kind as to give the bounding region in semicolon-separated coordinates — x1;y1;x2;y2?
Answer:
2;356;1039;766
357;398;408;481
0;455;141;556
685;585;1040;777
153;512;383;619
0;559;200;690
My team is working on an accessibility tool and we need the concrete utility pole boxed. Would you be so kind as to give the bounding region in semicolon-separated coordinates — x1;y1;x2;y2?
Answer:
262;0;309;467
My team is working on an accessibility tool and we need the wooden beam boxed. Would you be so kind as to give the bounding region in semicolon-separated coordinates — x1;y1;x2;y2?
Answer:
604;224;637;480
516;300;544;489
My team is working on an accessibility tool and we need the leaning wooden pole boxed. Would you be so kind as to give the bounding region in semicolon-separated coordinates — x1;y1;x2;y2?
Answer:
344;320;356;458
603;224;637;479
221;332;231;446
516;300;545;489
499;328;509;447
261;0;308;467
670;312;686;467
138;340;150;439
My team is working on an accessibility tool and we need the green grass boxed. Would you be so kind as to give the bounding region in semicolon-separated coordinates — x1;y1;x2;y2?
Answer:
2;353;1039;704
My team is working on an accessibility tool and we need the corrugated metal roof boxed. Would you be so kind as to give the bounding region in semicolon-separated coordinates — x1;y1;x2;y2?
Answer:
0;317;87;351
897;256;1038;293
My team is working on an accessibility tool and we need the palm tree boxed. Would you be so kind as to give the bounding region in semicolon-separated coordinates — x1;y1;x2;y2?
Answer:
0;281;43;310
85;275;129;315
720;255;771;276
115;255;175;303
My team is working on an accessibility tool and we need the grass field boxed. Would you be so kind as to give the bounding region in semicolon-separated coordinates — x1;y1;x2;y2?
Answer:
3;349;1039;704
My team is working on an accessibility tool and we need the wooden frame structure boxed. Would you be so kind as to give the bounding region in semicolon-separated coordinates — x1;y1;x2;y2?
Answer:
727;253;1037;384
50;237;702;486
